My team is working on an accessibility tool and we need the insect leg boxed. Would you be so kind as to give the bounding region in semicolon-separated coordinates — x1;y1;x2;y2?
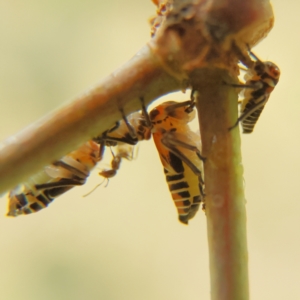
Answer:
247;48;261;63
120;108;138;140
101;136;139;145
224;81;263;90
107;121;121;133
99;141;105;160
187;89;198;113
93;121;120;144
35;178;86;191
240;81;264;90
162;132;206;162
228;119;240;131
140;97;152;128
95;108;140;146
231;42;254;68
52;160;89;179
164;100;194;114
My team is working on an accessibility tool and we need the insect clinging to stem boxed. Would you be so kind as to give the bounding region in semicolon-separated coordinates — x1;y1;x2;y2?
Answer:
6;105;151;217
149;99;205;224
229;49;280;133
6;97;205;225
7;140;101;217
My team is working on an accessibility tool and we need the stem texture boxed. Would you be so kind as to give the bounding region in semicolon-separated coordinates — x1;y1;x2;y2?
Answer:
193;68;248;300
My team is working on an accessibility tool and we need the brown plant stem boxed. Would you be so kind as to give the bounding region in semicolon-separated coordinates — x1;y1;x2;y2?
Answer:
192;68;248;300
0;45;181;194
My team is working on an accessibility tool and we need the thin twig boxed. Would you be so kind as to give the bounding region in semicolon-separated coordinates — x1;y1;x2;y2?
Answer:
192;69;248;299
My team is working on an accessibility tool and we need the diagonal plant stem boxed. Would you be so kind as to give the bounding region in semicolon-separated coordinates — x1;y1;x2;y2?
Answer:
0;45;181;194
192;68;248;299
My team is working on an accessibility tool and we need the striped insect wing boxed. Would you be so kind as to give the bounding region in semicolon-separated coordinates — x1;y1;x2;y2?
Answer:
7;188;50;217
6;141;100;217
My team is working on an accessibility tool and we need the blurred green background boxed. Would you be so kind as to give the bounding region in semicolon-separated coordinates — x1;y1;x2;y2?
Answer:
0;1;298;299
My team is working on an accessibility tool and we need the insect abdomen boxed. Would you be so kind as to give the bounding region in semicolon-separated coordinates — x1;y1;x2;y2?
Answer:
165;168;202;224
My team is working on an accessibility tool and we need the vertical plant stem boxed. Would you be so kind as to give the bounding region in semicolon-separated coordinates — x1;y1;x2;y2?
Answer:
192;68;248;300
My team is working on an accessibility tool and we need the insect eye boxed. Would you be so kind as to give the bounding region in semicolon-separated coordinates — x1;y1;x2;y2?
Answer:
254;63;264;74
149;108;160;121
138;125;145;132
270;67;280;78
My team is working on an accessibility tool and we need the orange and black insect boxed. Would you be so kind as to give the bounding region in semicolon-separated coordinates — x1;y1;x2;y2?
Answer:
149;100;205;224
7;141;100;217
6;99;204;225
96;100;205;224
7;107;151;217
229;50;280;133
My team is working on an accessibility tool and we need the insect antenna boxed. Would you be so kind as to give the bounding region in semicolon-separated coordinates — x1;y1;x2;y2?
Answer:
82;179;107;197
